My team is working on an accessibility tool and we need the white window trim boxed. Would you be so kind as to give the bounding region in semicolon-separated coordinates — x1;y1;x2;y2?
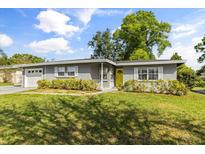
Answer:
67;66;78;77
57;66;66;77
54;66;78;77
134;66;163;81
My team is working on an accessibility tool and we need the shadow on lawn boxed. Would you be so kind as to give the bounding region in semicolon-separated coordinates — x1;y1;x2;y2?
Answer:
0;96;204;144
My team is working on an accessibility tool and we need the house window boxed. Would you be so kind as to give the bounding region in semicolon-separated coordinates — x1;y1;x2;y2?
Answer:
138;67;159;80
138;68;147;80
58;67;65;76
148;68;158;80
67;66;76;77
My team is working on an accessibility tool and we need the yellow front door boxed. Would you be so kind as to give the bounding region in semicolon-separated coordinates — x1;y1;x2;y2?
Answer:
115;68;123;88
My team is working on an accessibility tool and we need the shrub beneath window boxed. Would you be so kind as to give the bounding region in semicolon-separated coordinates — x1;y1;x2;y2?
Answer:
37;78;97;91
123;80;187;96
123;80;146;92
37;80;51;89
51;79;66;89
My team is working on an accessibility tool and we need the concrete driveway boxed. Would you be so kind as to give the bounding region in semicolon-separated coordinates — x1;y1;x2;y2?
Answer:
0;86;34;95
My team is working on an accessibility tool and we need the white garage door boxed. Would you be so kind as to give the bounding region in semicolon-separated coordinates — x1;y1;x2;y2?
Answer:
25;68;43;87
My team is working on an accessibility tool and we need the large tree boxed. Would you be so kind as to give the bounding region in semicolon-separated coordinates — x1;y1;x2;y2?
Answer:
129;49;150;60
88;11;171;61
9;53;45;64
88;29;122;60
0;49;9;65
0;49;7;58
194;36;205;63
170;52;196;89
170;52;182;60
113;10;171;60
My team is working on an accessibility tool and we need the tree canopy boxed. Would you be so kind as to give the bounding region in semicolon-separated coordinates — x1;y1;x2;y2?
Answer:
170;52;196;89
129;49;150;60
194;36;205;63
0;53;45;66
88;11;171;61
9;53;45;65
88;29;114;60
0;49;7;58
114;10;171;60
196;65;205;76
170;52;182;60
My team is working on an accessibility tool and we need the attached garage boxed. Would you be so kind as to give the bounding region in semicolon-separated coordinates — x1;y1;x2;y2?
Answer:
24;68;43;87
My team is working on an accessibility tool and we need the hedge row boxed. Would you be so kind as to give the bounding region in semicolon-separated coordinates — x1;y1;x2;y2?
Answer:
37;78;98;91
123;80;187;96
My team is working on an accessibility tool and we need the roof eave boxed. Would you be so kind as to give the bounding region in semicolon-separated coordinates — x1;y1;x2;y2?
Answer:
116;60;186;66
19;59;116;68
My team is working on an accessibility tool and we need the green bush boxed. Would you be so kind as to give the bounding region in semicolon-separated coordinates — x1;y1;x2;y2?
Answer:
80;80;98;91
37;78;97;91
194;77;205;88
177;64;196;89
123;80;187;96
51;79;66;89
37;80;51;89
155;80;170;94
123;80;146;92
168;80;187;96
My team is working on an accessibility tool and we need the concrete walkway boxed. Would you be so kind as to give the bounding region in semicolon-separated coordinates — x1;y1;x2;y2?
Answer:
0;86;34;95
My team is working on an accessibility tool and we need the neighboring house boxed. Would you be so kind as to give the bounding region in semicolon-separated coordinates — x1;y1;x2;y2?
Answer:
0;65;23;86
199;72;205;80
0;58;185;90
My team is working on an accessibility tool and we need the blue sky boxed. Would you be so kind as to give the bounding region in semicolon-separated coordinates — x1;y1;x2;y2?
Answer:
0;8;205;70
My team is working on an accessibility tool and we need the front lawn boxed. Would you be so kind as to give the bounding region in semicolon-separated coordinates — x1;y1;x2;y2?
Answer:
23;88;98;95
0;92;204;144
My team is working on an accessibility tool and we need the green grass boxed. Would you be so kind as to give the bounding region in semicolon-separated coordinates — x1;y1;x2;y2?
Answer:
192;87;205;91
0;82;13;86
23;88;98;94
0;91;205;144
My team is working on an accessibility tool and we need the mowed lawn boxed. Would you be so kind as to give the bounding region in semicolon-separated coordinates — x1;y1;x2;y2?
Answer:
0;91;205;144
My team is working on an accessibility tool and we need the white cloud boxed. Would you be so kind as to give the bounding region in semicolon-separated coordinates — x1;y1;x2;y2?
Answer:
173;29;196;39
35;9;79;36
95;9;125;16
61;9;126;26
160;41;202;70
192;36;203;46
27;37;73;54
0;33;13;48
74;9;97;26
172;20;205;39
173;24;195;33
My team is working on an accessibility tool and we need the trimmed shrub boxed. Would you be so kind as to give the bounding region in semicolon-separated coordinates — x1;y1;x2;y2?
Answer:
64;78;82;90
123;80;146;92
168;80;187;96
123;80;187;96
37;80;51;89
80;80;98;91
37;78;97;91
51;79;66;89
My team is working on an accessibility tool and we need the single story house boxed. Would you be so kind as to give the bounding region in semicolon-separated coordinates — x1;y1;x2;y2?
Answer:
0;58;185;90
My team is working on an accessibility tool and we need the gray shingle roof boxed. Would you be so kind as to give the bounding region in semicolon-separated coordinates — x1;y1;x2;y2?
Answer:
0;58;186;69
